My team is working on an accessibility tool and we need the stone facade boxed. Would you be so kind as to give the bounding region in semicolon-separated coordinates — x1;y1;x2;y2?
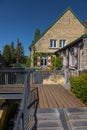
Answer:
31;9;86;53
30;8;87;67
80;38;87;70
56;35;87;78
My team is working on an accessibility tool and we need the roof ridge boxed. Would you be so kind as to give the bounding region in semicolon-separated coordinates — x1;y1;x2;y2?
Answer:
29;7;87;49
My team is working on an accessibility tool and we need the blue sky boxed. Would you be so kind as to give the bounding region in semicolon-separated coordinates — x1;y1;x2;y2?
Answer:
0;0;87;56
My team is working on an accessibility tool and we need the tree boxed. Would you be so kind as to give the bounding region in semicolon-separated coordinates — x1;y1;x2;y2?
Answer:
9;42;16;65
3;45;11;64
32;28;41;43
16;39;25;64
26;56;31;67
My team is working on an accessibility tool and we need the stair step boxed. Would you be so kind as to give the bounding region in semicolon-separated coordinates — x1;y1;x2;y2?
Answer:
64;107;87;130
37;113;60;120
36;108;59;114
37;120;64;130
36;108;60;120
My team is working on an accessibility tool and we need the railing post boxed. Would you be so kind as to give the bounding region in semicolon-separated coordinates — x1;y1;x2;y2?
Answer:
5;73;8;84
20;113;24;130
64;67;68;84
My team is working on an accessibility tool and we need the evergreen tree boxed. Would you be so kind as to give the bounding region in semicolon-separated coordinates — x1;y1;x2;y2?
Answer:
32;28;41;43
16;39;25;64
9;42;16;65
3;45;11;64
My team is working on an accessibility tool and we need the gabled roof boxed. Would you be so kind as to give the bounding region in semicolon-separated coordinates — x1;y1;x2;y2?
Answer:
29;7;87;49
83;21;87;27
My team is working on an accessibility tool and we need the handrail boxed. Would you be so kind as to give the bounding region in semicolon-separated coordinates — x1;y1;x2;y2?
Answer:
13;68;34;130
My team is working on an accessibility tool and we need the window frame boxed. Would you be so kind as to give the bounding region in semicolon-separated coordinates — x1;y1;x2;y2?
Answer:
59;40;66;48
50;39;57;48
41;57;47;66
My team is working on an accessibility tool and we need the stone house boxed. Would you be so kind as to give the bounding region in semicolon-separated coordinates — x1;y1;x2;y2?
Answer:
29;7;87;68
55;34;87;77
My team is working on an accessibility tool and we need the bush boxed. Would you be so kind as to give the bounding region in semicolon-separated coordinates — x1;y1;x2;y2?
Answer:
70;73;87;104
50;56;63;70
50;56;56;70
56;56;63;70
26;56;31;67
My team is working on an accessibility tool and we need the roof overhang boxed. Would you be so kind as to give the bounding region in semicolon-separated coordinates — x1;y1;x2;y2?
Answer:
55;34;87;55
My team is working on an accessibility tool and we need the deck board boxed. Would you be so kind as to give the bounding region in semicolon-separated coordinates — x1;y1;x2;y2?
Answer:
0;84;23;93
33;84;85;108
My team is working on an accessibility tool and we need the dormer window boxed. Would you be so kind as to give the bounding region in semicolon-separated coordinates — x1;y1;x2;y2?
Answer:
50;39;57;48
60;40;66;48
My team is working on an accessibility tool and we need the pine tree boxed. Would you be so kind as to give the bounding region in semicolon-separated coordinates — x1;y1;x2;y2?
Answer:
16;39;25;64
32;28;41;44
9;42;16;65
3;45;11;64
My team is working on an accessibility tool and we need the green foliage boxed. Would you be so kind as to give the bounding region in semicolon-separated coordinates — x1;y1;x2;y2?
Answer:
26;56;31;67
2;40;26;66
33;52;53;67
50;56;56;70
2;43;16;66
3;44;11;64
33;52;42;66
70;73;87;104
32;28;41;44
9;42;16;65
32;52;63;70
51;56;63;70
56;56;63;70
16;42;25;64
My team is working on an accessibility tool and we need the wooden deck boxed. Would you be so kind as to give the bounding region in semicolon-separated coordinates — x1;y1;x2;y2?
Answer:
32;84;85;108
0;84;23;93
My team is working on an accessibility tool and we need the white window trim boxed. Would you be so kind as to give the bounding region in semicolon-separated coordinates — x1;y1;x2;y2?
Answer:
50;40;57;48
59;40;66;48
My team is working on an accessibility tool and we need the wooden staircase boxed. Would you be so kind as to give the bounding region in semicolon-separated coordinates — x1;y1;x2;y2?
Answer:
29;107;87;130
29;85;87;130
30;108;67;130
36;108;63;130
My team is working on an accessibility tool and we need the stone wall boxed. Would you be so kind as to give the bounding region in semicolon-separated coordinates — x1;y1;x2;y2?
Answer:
43;74;65;85
80;38;87;70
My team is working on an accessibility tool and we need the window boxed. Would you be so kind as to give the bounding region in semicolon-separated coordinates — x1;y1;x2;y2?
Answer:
70;48;75;66
60;40;66;48
50;40;57;48
41;57;47;66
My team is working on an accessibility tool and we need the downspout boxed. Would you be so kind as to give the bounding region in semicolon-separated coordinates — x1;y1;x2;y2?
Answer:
78;44;80;76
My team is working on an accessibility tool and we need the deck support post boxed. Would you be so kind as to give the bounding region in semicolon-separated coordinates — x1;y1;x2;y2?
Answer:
64;67;68;84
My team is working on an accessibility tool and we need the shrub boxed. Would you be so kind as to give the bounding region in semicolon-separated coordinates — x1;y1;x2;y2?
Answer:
50;56;63;70
56;56;63;70
26;56;31;67
70;73;87;104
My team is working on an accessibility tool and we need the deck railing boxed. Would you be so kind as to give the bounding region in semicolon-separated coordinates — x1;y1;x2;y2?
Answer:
13;68;34;130
0;68;67;129
0;68;28;85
